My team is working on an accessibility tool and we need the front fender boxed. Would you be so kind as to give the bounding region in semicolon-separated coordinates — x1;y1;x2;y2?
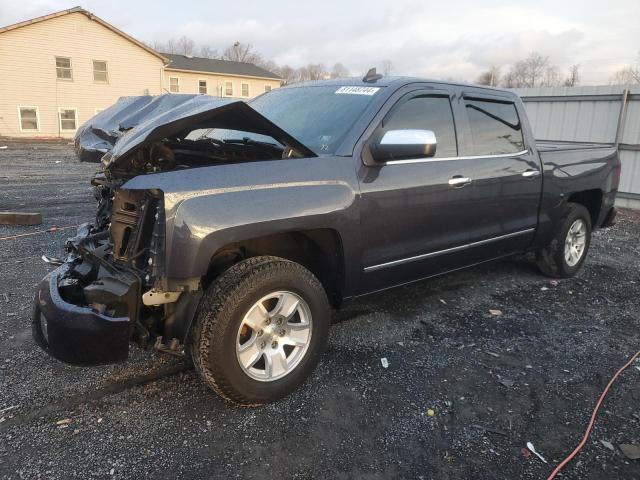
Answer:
121;157;362;286
167;179;357;278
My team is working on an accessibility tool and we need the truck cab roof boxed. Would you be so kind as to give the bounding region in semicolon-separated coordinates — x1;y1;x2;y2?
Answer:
280;76;519;98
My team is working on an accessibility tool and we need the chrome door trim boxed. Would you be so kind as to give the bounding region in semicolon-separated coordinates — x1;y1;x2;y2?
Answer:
363;228;535;273
384;149;529;166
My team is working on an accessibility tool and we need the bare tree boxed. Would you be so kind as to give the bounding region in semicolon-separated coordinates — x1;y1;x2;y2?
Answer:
502;52;550;88
611;67;640;84
223;41;262;64
150;40;166;53
163;38;178;54
522;52;549;87
381;59;393;76
277;65;299;84
610;53;640;84
330;62;350;78
175;36;195;56
476;66;501;86
542;65;562;87
564;64;581;87
297;64;328;81
504;61;526;87
258;59;280;74
527;52;551;86
308;63;328;80
199;45;219;59
296;66;309;82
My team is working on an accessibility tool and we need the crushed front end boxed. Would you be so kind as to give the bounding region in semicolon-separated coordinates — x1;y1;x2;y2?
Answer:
33;93;314;366
33;188;166;365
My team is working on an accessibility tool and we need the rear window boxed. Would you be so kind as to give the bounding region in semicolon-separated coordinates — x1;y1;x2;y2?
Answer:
465;99;525;155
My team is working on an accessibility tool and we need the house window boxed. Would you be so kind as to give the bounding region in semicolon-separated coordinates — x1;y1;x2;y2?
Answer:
241;83;249;97
58;108;77;131
93;60;108;82
198;80;207;94
18;107;39;131
224;81;233;96
264;85;272;92
169;77;179;93
56;57;72;80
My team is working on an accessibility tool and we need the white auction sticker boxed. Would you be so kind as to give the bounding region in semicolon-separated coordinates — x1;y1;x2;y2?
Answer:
335;86;380;95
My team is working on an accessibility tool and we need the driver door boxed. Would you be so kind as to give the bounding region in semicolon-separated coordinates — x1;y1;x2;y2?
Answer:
357;88;503;293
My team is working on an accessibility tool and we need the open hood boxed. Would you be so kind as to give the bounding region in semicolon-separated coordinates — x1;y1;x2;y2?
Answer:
74;94;316;172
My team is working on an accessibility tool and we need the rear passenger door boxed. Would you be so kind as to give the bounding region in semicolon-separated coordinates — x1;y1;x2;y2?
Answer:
456;93;542;258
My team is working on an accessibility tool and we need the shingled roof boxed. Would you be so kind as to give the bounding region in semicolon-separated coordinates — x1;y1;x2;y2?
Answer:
163;53;281;80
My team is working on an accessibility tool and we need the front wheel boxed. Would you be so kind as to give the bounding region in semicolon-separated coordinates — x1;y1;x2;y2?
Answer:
535;203;592;278
190;256;330;406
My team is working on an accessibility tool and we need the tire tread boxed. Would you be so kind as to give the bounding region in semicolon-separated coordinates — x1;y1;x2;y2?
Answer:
191;256;329;406
535;202;592;278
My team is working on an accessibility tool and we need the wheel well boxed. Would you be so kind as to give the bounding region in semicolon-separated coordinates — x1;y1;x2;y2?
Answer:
567;189;602;226
203;229;345;307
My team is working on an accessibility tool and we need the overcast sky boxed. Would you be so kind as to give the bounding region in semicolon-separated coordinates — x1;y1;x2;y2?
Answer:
1;0;638;84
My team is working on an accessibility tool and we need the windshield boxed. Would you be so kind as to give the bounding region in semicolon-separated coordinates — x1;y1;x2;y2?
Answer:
249;85;382;155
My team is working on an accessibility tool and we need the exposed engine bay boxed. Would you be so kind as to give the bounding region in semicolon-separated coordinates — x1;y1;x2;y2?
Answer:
112;134;291;176
90;134;289;228
75;93;314;174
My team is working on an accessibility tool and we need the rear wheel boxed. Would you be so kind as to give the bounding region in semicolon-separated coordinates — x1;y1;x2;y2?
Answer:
190;256;330;405
535;203;592;278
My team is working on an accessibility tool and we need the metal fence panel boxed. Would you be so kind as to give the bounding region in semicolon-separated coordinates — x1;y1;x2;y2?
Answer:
513;85;640;202
620;150;640;195
623;98;640;145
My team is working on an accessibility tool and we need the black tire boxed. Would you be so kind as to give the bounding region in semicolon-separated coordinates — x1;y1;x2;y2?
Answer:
535;203;592;278
190;256;330;406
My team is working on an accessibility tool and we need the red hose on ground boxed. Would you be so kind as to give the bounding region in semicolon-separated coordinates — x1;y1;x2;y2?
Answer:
546;350;640;479
0;224;79;241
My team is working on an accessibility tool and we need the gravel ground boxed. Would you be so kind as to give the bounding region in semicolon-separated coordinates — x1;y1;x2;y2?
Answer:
1;142;639;480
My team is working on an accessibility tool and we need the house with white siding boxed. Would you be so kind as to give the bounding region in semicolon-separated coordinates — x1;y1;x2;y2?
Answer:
0;7;282;138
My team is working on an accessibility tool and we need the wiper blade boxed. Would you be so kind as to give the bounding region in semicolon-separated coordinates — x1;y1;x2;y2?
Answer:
222;137;280;148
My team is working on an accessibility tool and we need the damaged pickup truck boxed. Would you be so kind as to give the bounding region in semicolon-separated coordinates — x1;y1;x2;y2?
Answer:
33;74;621;405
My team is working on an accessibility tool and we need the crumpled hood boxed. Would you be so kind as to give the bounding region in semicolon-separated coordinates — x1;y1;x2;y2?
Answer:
74;94;315;170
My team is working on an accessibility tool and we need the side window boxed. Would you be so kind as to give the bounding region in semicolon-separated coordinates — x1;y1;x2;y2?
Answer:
382;96;457;158
93;60;108;83
19;107;39;131
169;77;179;93
58;108;77;131
56;57;72;80
464;99;525;155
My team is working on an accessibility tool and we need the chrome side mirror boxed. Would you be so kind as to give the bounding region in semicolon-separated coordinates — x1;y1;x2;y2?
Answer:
370;129;437;162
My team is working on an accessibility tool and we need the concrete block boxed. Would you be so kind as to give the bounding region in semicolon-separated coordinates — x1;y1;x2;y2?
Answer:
0;211;43;226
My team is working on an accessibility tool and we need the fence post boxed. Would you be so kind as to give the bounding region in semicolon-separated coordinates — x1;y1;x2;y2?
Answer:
614;89;630;148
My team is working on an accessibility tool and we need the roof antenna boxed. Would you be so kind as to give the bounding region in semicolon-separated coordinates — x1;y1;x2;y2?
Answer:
362;67;383;83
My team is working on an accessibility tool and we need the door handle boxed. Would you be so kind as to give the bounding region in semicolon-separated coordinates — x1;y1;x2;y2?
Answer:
448;176;472;187
522;169;541;178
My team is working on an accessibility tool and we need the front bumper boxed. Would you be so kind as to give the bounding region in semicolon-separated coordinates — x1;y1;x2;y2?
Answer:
32;262;138;366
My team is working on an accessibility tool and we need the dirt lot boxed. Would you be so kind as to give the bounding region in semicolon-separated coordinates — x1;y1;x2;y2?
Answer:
1;142;639;480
